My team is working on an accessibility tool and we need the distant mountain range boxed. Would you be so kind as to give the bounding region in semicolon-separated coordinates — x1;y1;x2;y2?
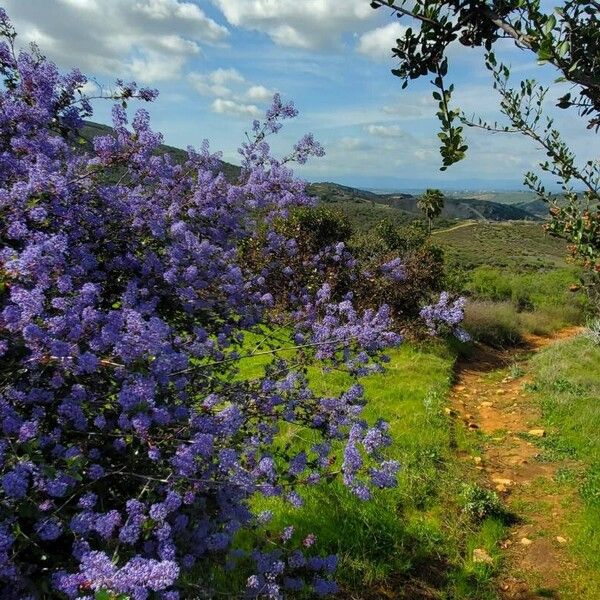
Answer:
307;182;543;222
79;122;546;223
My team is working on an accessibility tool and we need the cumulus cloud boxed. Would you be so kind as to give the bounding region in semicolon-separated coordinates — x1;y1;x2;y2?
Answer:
3;0;228;81
188;68;245;97
211;0;374;50
245;85;275;102
357;22;407;60
212;98;261;117
365;124;406;138
189;70;274;119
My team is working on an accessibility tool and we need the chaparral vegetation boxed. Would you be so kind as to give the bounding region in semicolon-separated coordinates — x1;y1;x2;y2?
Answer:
0;1;598;599
0;9;467;599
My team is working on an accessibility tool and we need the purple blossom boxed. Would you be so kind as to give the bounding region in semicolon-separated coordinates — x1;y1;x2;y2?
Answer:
2;469;28;499
0;11;402;597
281;526;294;542
420;292;469;341
35;518;62;541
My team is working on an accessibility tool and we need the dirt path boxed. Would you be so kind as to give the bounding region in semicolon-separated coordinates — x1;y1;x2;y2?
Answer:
448;327;584;599
431;220;477;235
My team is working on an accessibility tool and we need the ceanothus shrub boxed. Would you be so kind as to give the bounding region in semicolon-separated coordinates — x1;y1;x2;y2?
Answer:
0;11;408;599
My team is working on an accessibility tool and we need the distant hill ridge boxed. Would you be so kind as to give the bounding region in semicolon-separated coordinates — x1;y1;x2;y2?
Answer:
308;182;541;222
79;121;241;181
80;121;542;223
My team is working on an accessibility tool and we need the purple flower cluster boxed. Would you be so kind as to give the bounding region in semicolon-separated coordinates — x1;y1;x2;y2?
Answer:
0;11;403;598
380;258;407;282
420;292;470;341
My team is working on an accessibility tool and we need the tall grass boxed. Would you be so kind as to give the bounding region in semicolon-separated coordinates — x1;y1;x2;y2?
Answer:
528;335;600;596
214;341;503;598
461;267;587;346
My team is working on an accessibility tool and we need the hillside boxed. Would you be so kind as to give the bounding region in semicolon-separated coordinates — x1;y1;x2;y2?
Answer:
380;193;537;221
79;121;241;181
514;198;551;218
79;123;541;225
308;182;540;223
433;221;569;270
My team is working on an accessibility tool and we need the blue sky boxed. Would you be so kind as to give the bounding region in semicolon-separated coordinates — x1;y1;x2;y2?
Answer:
4;0;596;190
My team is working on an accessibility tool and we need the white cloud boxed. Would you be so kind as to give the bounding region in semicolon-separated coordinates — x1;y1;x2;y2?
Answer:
3;0;228;82
188;68;245;97
211;68;246;86
413;149;436;161
365;124;406;138
211;0;374;50
212;98;261;117
130;53;188;83
189;71;275;119
245;85;275;102
357;22;407;60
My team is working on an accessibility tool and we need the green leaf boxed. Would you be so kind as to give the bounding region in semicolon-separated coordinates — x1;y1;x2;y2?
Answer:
543;14;556;35
557;40;570;58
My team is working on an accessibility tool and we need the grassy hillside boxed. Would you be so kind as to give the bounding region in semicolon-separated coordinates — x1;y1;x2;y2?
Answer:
434;221;587;345
434;221;569;271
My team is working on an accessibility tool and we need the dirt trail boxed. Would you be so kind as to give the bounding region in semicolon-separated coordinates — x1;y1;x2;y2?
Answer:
431;220;477;235
449;327;584;599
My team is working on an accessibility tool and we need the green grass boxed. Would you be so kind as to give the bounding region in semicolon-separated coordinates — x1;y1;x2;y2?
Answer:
436;221;588;346
465;266;585;313
440;228;587;346
435;222;570;272
213;340;505;598
528;334;600;597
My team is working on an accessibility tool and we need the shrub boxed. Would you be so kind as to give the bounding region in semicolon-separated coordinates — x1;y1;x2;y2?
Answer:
245;210;451;330
467;267;513;302
0;12;406;598
461;484;503;522
349;221;447;324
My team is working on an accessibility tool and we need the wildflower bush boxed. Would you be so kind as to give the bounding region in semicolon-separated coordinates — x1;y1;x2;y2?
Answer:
0;11;464;598
246;207;447;328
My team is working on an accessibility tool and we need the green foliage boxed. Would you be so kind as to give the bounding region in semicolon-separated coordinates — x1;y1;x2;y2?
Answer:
461;484;503;522
370;0;600;280
417;188;445;231
375;218;429;253
349;219;446;322
277;205;353;252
